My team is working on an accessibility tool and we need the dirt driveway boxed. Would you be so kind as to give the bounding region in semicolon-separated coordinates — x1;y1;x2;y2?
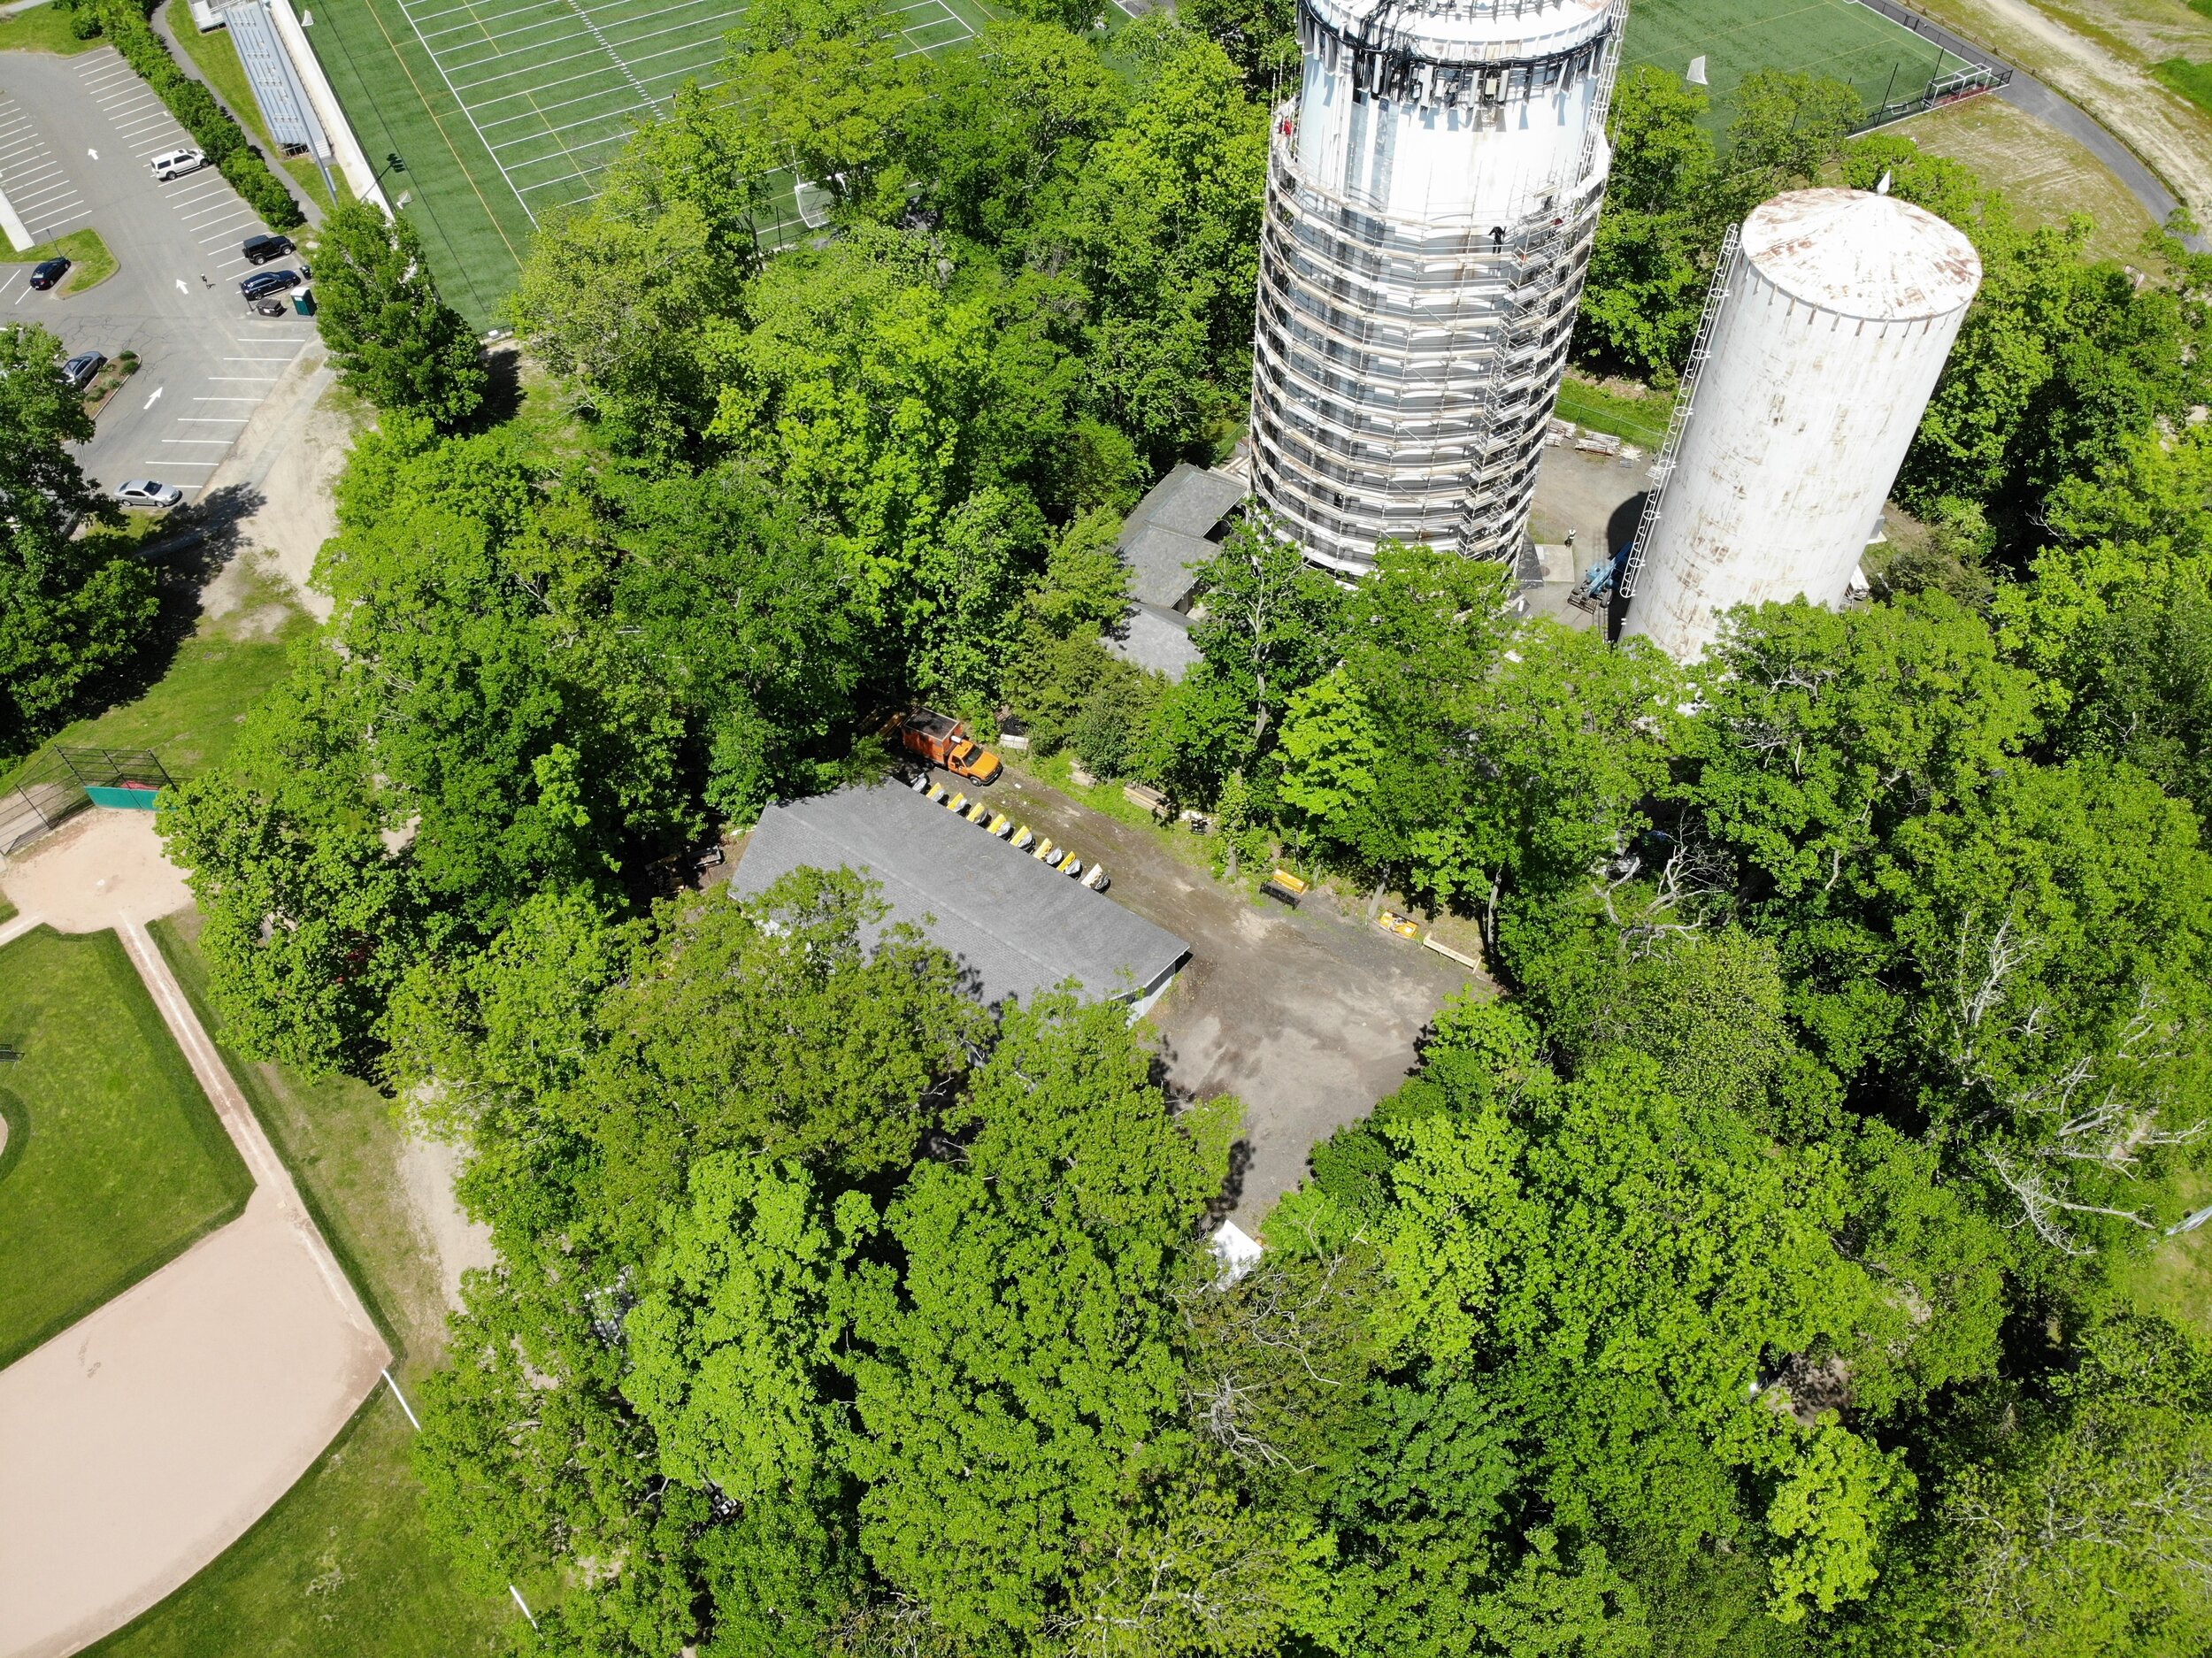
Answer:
976;769;1481;1230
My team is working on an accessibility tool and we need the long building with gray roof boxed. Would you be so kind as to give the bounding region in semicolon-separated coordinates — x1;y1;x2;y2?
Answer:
729;780;1189;1011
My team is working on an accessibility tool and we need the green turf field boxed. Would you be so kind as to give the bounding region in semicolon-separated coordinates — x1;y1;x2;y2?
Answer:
0;926;252;1367
302;0;994;326
1621;0;1978;134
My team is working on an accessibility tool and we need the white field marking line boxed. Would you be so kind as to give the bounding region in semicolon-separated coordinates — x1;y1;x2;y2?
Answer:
409;0;558;21
455;38;638;96
477;63;715;157
456;9;722;89
472;56;665;119
438;0;714;58
488;81;690;139
475;31;723;119
388;0;546;226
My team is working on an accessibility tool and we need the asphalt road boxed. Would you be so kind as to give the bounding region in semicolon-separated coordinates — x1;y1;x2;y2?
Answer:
0;46;315;503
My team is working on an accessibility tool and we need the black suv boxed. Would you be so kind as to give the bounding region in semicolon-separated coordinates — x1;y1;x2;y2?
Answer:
27;257;69;290
242;234;294;265
239;268;303;301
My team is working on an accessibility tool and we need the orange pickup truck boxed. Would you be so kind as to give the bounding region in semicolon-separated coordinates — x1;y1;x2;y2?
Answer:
895;709;1002;785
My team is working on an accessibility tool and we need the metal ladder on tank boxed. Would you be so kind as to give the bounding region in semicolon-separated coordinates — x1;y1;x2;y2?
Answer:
1576;0;1632;183
1617;224;1740;601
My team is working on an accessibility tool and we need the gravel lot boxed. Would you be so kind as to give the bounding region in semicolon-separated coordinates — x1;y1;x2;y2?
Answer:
954;766;1482;1231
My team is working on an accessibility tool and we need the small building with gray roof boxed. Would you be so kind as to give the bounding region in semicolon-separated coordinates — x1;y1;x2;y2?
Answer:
729;779;1189;1013
1108;463;1247;681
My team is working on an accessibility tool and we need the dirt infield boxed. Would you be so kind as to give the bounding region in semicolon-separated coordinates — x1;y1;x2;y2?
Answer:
0;813;389;1658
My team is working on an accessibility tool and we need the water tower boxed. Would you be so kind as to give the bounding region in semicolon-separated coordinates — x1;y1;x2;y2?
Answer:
1248;0;1626;574
1621;188;1983;660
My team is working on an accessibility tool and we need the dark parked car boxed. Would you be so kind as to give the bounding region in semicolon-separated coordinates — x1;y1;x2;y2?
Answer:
27;257;69;291
61;351;104;391
239;268;302;301
241;234;294;265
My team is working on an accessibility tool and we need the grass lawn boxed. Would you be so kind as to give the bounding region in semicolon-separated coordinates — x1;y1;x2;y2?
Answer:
2110;1171;2212;1340
83;1386;515;1658
1556;372;1671;449
2;227;119;296
1621;0;1973;134
2154;54;2212;111
1894;95;2157;260
0;925;251;1366
0;1;98;53
0;561;312;797
164;1;340;216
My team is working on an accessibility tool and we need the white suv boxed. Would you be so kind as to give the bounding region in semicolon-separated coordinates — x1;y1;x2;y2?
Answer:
150;148;207;182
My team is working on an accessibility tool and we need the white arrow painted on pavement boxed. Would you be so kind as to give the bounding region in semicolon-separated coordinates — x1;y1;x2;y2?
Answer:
174;278;188;294
87;148;99;160
142;387;163;411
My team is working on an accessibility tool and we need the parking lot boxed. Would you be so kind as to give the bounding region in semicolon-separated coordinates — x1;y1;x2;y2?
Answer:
0;47;315;505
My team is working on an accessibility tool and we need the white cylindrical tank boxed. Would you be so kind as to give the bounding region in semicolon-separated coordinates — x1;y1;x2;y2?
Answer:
1623;188;1981;661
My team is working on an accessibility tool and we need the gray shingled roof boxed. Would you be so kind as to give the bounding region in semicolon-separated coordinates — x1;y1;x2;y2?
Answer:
1120;463;1245;611
730;780;1189;1009
1108;603;1202;680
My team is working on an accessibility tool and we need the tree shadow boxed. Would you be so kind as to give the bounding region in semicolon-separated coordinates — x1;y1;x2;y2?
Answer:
64;480;266;725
